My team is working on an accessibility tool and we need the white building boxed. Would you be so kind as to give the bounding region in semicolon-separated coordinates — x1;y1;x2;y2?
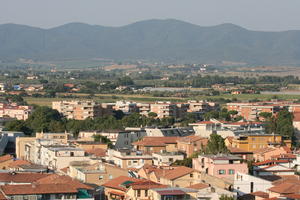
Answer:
233;172;273;196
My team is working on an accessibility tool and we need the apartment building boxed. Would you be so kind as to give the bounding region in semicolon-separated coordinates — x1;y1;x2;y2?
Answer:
68;161;128;186
193;154;248;180
187;100;218;113
150;101;178;119
107;149;152;169
52;100;110;120
177;135;208;157
136;102;151;116
230;134;291;152
114;100;138;114
152;152;184;166
0;103;32;120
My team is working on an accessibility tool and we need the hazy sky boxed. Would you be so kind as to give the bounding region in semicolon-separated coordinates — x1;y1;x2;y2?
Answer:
1;0;300;31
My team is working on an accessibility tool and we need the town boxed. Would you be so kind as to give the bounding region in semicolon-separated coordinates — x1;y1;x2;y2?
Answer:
0;94;299;200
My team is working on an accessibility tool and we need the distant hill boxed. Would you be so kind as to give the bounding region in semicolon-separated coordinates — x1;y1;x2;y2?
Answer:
0;19;300;65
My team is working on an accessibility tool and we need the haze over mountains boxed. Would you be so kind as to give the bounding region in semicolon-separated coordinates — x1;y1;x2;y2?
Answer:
0;19;300;65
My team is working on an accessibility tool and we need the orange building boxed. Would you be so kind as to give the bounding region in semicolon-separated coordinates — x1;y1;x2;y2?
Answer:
177;135;208;157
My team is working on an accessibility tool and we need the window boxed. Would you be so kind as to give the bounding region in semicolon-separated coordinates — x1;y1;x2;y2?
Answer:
169;158;174;162
229;169;235;174
99;175;104;180
218;170;226;175
109;174;113;179
145;190;148;197
70;152;74;157
137;190;141;197
190;173;193;178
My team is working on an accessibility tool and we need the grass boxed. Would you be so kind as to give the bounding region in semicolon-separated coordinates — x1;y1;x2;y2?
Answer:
25;93;300;107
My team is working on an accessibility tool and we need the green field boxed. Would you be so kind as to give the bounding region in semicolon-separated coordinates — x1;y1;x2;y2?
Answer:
24;92;300;107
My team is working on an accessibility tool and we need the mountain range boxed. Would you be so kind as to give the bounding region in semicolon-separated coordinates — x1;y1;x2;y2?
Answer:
0;19;300;65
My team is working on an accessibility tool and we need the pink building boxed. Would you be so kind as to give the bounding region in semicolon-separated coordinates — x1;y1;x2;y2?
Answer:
193;154;248;180
0;103;32;120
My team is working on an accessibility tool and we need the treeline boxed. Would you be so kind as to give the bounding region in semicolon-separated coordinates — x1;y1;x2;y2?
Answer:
4;106;176;137
162;75;300;88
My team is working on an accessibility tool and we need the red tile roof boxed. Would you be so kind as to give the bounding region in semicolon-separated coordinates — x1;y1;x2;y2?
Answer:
250;191;269;198
8;159;31;168
186;183;209;190
156;189;186;195
177;135;208;144
0;155;13;163
0;172;50;183
268;181;300;194
162;166;195;180
85;148;106;157
0;184;78;195
102;176;140;191
253;159;289;166
129;180;167;190
36;174;92;190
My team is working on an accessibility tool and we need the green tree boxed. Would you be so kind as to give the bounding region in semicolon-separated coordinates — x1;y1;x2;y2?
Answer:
275;109;294;138
219;195;234;200
204;133;229;154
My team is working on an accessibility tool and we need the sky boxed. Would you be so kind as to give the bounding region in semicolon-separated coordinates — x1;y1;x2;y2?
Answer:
1;0;300;31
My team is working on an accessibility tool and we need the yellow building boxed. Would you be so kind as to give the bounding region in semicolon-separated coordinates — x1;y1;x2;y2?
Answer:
230;134;291;152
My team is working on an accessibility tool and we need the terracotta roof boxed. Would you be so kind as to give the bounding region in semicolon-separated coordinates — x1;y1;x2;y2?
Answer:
271;153;296;159
268;181;300;194
0;184;78;195
156;189;186;195
132;137;179;146
59;167;69;174
177;135;208;144
0;191;7;200
85;148;106;157
0;155;13;163
293;112;300;122
129;180;167;190
0;172;50;183
253;159;289;166
8;159;31;168
102;176;140;191
253;147;276;154
228;146;252;153
250;191;269;198
162;166;195;180
36;174;92;190
186;183;209;190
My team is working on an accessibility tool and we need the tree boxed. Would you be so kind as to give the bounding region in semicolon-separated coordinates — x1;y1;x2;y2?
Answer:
275;109;294;138
219;195;234;200
204;133;229;154
148;112;158;118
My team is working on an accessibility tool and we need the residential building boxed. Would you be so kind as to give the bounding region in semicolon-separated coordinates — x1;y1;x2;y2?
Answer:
187;183;234;200
148;187;198;200
233;172;273;196
102;176;140;200
152;152;184;166
68;161;128;186
230;134;291;152
253;146;291;161
0;83;6;93
187;100;219;113
114;100;138;114
137;102;151;116
52;100;110;120
125;180;167;200
193;154;248;180
177;135;208;157
145;127;194;137
158;166;201;188
0;103;32;120
106;149;152;169
150;101;177;119
132;137;179;155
